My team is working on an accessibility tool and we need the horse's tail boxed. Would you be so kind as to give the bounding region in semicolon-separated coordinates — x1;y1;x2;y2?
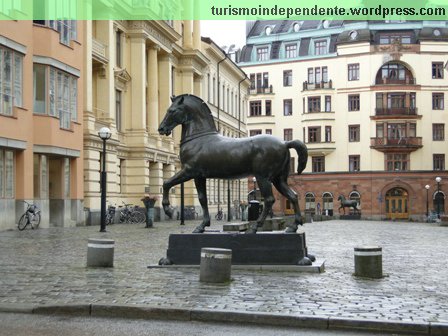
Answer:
286;140;308;174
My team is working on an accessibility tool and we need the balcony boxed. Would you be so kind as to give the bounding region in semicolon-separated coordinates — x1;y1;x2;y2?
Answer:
305;141;336;156
92;38;108;64
370;136;422;152
248;86;274;95
372;107;421;120
376;77;416;85
303;80;332;91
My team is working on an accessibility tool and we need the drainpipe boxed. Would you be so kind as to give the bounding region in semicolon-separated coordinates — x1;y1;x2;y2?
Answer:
217;54;227;210
237;75;247;211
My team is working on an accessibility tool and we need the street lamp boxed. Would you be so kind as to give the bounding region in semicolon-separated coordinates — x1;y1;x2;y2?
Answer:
98;127;112;232
252;177;257;201
425;184;430;220
436;176;442;218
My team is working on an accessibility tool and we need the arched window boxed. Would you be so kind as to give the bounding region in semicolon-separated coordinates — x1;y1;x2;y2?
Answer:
433;191;445;216
305;192;316;214
375;62;414;84
322;192;334;215
349;191;361;209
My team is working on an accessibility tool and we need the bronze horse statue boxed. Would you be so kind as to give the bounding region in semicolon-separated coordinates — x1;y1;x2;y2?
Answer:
338;195;360;215
158;94;308;234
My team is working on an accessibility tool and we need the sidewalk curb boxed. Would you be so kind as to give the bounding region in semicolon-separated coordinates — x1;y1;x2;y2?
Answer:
1;303;447;335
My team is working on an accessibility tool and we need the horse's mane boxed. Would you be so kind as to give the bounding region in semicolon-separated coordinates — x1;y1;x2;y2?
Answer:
175;94;217;131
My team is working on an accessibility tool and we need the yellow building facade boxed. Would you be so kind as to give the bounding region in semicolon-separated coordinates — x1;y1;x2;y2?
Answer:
240;20;448;221
84;20;249;224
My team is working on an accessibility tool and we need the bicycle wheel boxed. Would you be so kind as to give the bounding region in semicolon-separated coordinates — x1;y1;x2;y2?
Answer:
131;211;145;224
18;214;28;231
30;212;41;229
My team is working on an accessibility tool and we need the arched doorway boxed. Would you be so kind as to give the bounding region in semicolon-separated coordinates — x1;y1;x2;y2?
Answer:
385;187;409;219
433;191;445;217
322;192;334;216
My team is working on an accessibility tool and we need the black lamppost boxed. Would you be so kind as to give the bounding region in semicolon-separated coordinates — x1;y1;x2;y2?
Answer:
425;184;430;220
98;127;112;232
252;177;257;201
436;176;442;218
180;183;185;225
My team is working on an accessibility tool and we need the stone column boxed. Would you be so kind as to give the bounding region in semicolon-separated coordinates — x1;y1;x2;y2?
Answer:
129;34;147;131
193;21;201;50
183;21;193;49
149;161;164;198
147;45;160;135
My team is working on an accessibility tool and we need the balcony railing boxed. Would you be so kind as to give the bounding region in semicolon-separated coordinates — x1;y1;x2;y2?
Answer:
375;77;416;85
92;38;108;64
303;80;332;90
375;107;418;116
370;136;422;151
248;85;273;95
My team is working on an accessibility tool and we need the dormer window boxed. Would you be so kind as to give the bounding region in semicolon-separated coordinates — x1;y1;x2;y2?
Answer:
379;32;412;44
265;26;273;36
322;20;330;29
256;46;269;61
314;40;328;55
292;22;302;32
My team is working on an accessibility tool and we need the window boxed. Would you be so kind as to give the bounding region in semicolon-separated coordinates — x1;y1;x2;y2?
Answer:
325;126;332;142
307;66;328;84
388;123;406;139
308;97;321;112
312;156;325;172
250;130;262;137
33;154;48;199
349;191;361;208
116;90;122;132
256;47;269;61
433;93;444;110
116;30;122;67
386;153;409;171
0;47;23;116
249;101;261;116
349;155;360;172
377;62;413;84
348;94;360;111
308;126;321;143
265;100;271;116
0;149;14;198
432;62;444;79
118;159;124;193
283;70;292;87
433;124;445;141
349;125;360;142
284;129;293;141
263;72;269;88
434;154;445;170
322;192;333;214
305;192;316;213
379;33;412;44
289;157;295;173
283;99;292;116
325;96;331;112
285;44;297;58
265;129;272;135
33;64;78;128
348;63;359;81
34;20;77;46
314;40;327;55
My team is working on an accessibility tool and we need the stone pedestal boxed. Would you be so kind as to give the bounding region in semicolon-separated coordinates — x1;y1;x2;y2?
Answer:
199;247;232;283
87;238;114;267
160;232;311;265
354;246;382;278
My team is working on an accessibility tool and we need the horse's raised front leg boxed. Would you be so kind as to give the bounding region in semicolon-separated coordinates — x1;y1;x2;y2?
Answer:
162;169;191;219
192;177;210;233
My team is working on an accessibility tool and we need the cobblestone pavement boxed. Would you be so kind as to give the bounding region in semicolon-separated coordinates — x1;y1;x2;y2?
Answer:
0;219;447;326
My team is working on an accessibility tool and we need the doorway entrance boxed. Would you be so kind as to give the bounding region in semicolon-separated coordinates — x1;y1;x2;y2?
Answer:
385;187;409;220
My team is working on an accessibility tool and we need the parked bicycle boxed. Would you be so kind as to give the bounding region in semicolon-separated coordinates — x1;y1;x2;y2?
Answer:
119;201;145;224
106;201;116;225
18;201;41;231
215;208;223;221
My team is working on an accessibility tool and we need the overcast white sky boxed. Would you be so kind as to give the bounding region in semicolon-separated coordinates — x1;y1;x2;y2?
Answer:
200;20;247;51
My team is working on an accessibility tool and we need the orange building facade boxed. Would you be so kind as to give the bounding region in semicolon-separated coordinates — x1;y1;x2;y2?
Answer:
0;21;84;230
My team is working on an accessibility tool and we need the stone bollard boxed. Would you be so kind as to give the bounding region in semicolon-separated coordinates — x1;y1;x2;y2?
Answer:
200;247;232;283
354;246;382;278
87;238;115;267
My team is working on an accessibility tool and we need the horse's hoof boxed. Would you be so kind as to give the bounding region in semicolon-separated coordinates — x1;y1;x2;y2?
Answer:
158;257;173;265
164;207;174;219
298;257;312;266
285;226;297;233
192;226;205;233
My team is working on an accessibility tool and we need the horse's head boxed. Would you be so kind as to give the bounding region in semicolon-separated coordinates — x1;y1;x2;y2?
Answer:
158;96;188;136
337;195;343;201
